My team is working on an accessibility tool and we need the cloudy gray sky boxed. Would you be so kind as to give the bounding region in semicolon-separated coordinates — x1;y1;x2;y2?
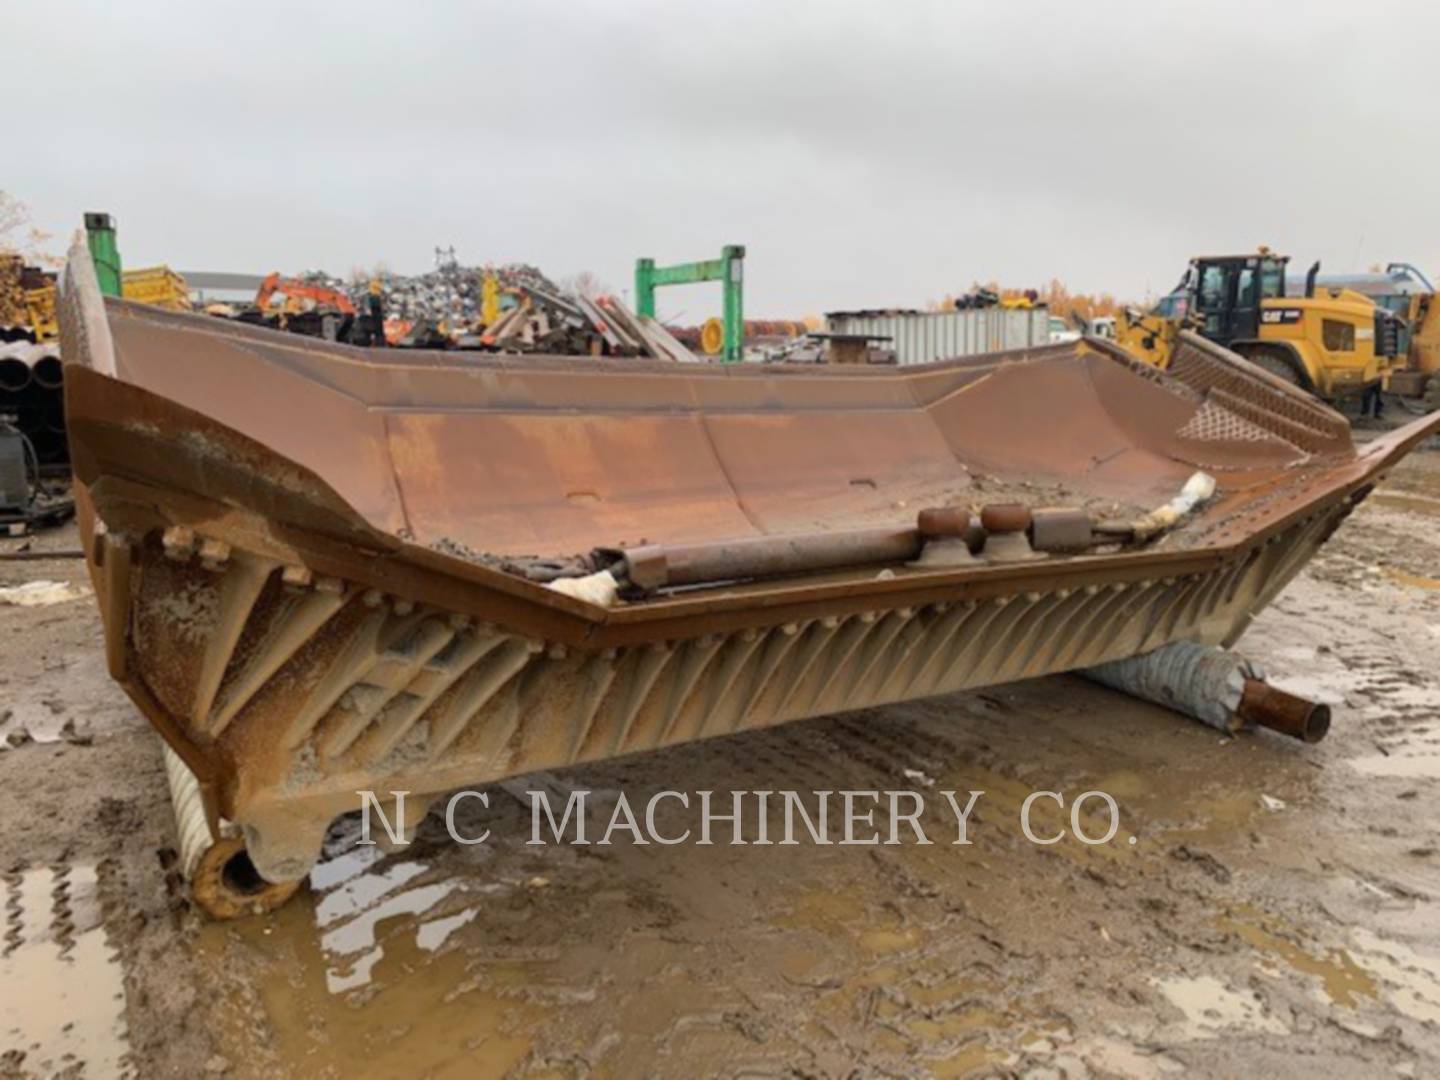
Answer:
11;0;1439;318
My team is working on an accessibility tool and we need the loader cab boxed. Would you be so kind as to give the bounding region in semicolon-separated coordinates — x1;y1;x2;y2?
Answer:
1184;253;1289;346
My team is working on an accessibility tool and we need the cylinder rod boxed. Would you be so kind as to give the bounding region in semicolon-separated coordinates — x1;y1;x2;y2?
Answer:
620;525;922;592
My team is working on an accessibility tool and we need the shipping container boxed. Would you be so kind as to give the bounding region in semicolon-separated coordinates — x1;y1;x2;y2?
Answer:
825;307;1050;365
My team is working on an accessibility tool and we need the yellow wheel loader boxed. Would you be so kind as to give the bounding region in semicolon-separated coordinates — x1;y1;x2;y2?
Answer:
1114;251;1403;402
1299;264;1440;410
1406;291;1440;409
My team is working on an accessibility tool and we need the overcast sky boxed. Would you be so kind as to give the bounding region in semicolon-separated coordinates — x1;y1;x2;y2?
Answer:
10;0;1438;318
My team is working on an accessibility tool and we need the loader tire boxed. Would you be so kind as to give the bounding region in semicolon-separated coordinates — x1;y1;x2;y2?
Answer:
1244;348;1304;388
1423;376;1440;414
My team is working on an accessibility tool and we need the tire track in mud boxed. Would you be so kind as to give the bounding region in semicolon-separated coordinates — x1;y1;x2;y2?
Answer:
1260;560;1440;777
1199;492;1440;1075
0;859;132;1078
653;701;1123;1072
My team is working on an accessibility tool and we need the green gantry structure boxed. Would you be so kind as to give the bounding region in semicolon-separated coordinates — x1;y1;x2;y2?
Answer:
635;245;745;362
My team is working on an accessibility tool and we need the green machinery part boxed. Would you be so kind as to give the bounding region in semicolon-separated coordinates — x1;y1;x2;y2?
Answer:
84;212;122;298
635;245;745;362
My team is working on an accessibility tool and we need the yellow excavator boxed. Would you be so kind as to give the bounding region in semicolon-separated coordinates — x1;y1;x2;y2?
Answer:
1114;249;1403;402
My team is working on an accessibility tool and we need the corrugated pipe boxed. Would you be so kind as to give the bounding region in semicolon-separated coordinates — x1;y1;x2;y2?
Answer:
1083;640;1329;743
161;741;219;884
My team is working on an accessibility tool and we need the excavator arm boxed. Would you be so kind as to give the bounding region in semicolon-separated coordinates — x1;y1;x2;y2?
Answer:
255;272;357;316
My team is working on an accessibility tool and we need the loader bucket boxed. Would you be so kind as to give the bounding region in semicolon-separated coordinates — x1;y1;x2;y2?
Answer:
57;243;1440;914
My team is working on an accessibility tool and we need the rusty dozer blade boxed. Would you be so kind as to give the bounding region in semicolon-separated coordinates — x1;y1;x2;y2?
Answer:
57;242;1440;915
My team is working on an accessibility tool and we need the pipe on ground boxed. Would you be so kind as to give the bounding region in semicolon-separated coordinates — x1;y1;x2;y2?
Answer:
31;354;63;391
1237;678;1331;743
1082;640;1329;743
160;741;300;918
0;358;30;392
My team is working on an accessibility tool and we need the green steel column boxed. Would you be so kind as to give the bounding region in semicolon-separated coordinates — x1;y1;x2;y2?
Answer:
84;212;122;297
721;244;745;362
633;246;745;361
635;257;656;319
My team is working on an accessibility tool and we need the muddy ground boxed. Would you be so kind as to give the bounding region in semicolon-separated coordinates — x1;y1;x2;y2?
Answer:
2;451;1439;1079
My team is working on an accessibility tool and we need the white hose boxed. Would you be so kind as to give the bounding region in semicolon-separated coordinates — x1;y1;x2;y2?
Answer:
160;740;217;883
1132;471;1217;541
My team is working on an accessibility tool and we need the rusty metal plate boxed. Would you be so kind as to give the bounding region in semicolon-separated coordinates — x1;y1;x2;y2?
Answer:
56;244;1440;898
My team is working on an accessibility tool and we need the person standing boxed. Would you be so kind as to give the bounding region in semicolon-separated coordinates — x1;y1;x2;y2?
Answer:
367;278;387;347
1361;379;1384;421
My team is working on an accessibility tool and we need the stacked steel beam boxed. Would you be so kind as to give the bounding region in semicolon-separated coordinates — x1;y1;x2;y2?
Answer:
0;340;67;466
475;288;696;360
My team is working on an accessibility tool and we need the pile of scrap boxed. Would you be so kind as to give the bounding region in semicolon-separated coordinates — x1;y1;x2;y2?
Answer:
0;256;58;343
478;288;694;361
358;256;557;325
0;256;26;336
207;254;695;359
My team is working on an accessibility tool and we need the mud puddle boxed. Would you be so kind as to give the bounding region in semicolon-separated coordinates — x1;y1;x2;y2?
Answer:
1350;927;1440;1025
0;864;130;1078
1153;974;1288;1039
200;821;550;1079
193;711;1349;1077
1217;906;1377;1007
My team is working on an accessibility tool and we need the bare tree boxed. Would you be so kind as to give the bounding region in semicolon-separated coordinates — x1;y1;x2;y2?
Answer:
0;192;29;254
347;262;392;288
0;192;60;266
559;270;610;299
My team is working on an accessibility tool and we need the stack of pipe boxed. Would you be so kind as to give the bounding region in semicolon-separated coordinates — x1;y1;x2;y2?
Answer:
0;340;67;466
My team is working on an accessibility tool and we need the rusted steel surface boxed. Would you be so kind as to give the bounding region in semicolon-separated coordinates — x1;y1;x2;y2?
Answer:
57;243;1440;909
1239;678;1332;743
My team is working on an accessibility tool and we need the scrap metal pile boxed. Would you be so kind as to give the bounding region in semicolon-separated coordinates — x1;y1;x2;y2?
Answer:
56;230;1440;915
224;256;694;359
284;257;556;327
0;255;56;342
353;253;556;325
0;256;26;336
